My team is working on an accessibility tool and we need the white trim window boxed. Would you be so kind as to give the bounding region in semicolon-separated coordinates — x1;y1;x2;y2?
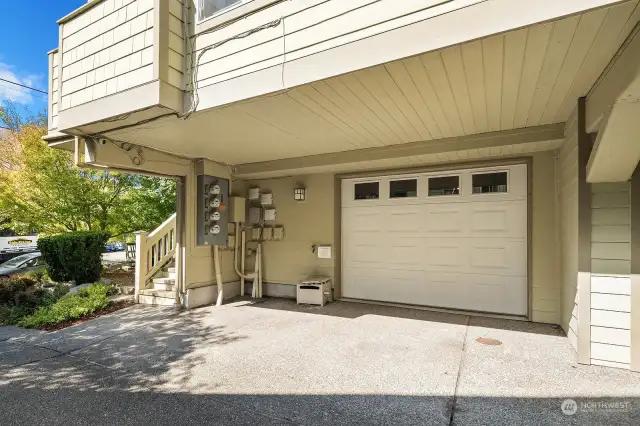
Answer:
198;0;248;23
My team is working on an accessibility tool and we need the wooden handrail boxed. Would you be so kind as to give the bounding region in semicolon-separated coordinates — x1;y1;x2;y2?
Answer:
134;213;177;302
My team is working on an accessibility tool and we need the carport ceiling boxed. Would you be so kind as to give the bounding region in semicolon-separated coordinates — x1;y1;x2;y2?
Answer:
104;2;640;165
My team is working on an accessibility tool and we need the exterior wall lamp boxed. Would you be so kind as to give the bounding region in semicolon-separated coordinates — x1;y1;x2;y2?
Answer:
294;187;306;202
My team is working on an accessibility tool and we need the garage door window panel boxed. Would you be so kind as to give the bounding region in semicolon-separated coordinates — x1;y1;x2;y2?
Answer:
354;182;380;200
390;179;418;198
428;176;460;197
472;171;508;194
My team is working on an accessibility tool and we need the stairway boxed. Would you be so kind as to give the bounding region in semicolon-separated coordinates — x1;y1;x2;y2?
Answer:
138;266;178;306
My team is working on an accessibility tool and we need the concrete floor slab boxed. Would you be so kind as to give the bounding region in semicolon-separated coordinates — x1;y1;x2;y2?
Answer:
1;298;640;425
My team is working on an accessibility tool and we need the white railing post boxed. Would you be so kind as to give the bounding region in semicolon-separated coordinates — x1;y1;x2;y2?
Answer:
134;230;148;303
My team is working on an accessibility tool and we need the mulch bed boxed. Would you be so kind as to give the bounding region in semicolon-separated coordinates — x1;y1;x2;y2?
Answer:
37;299;135;332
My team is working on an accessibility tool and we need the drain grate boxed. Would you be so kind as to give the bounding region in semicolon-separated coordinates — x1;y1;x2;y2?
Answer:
476;337;502;346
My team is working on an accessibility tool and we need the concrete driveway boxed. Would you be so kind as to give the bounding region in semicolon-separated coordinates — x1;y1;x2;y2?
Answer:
1;299;639;425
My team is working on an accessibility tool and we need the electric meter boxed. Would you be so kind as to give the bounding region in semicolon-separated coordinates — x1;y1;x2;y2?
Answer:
210;211;221;221
210;184;221;195
210;225;221;235
210;197;221;208
197;174;229;246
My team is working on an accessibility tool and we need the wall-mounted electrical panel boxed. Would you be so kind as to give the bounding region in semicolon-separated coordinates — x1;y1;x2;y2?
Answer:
251;227;262;241
248;187;260;201
262;227;274;240
197;175;229;246
260;192;273;206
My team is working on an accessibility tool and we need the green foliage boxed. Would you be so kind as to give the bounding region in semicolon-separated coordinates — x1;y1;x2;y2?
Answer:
0;104;176;237
38;231;109;284
18;283;112;328
0;277;37;305
0;276;68;325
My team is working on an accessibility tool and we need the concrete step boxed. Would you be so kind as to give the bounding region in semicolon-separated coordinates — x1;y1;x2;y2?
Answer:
140;289;175;298
138;293;176;306
153;282;174;291
165;271;176;279
167;267;176;274
153;277;175;285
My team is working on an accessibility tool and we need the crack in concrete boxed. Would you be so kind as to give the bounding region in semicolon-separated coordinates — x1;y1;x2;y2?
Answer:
448;315;470;426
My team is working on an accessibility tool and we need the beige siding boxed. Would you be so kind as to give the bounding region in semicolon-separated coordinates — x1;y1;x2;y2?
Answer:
166;0;185;89
558;110;579;350
590;181;631;368
59;0;156;110
49;50;61;129
193;0;639;123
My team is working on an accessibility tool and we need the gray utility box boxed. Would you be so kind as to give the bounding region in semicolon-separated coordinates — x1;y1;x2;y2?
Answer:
197;175;230;246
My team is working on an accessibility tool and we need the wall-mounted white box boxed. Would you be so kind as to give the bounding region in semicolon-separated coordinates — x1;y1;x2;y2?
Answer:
317;245;332;259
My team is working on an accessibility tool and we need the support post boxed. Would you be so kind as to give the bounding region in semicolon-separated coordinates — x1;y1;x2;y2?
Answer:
134;231;148;303
577;97;593;365
631;168;640;372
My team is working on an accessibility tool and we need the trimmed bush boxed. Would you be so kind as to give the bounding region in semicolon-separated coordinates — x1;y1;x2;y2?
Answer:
37;231;109;284
0;277;69;325
18;283;112;328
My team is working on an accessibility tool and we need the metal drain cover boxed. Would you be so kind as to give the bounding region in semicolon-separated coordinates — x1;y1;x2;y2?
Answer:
476;337;503;346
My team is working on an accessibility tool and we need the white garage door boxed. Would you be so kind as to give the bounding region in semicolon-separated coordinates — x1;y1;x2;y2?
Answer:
341;164;528;316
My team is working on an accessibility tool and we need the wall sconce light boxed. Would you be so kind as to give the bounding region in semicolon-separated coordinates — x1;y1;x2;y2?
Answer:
294;187;306;202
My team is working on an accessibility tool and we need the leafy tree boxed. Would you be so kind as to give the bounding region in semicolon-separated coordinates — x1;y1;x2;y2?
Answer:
0;105;176;237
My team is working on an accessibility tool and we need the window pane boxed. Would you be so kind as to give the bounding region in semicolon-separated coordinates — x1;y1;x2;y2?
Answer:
199;0;242;21
354;182;379;200
390;179;417;198
428;176;459;196
472;172;508;194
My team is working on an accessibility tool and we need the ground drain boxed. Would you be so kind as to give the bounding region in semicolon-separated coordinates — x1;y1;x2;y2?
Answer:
476;337;502;346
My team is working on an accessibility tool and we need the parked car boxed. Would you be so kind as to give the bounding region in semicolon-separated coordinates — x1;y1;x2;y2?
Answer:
0;252;44;278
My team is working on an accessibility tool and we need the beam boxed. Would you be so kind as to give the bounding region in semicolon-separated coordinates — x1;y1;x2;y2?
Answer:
235;123;565;176
586;23;640;132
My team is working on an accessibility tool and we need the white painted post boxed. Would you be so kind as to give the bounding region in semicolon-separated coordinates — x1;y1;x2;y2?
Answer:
134;231;148;303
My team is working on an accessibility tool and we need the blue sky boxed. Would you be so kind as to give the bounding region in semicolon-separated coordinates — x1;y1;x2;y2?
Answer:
0;0;85;119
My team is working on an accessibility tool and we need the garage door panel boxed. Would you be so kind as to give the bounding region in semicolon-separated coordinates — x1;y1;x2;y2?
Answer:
423;239;468;272
386;207;423;232
469;201;526;238
341;164;527;316
468;240;526;276
424;204;468;236
467;275;527;315
342;208;384;231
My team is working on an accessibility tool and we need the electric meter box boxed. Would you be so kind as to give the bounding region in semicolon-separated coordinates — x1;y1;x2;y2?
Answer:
197;175;230;246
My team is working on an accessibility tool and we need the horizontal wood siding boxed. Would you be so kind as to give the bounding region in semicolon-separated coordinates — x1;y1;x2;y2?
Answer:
558;110;579;351
49;50;60;129
167;0;185;89
59;0;156;110
590;181;631;368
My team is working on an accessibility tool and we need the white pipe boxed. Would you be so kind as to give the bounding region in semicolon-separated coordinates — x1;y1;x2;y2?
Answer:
234;223;257;280
240;229;245;296
257;243;263;298
252;247;259;298
214;245;224;306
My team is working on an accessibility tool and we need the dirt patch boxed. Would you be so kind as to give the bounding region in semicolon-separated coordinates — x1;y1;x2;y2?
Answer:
37;300;135;332
103;268;135;287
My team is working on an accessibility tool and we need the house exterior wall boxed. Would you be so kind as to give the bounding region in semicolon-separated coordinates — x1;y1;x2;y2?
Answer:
165;0;185;90
48;50;61;131
59;0;156;111
590;182;632;369
238;153;560;322
558;109;580;350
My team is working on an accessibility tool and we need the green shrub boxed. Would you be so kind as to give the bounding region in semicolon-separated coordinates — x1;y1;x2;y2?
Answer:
37;231;109;284
0;278;70;325
18;283;112;328
22;269;51;284
0;277;37;305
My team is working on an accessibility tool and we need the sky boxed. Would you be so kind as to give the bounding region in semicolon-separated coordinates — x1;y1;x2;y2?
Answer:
0;0;85;119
